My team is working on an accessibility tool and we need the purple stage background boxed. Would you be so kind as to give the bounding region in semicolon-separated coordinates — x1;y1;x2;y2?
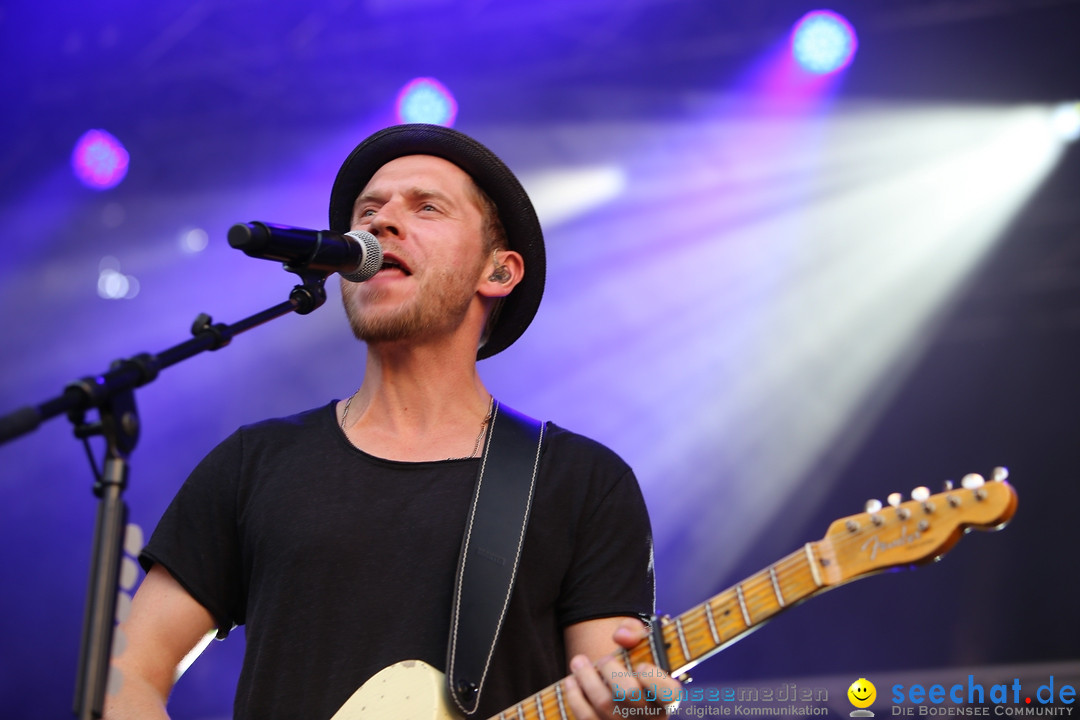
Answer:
1;2;1078;718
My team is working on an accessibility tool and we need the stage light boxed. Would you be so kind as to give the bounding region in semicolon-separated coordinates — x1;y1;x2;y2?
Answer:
1050;101;1080;141
523;166;626;227
396;77;457;126
512;104;1066;600
97;256;139;300
791;10;858;75
72;129;130;190
179;227;209;253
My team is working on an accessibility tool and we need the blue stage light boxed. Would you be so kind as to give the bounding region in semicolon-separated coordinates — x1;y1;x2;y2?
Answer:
791;10;858;75
396;77;458;126
72;129;130;189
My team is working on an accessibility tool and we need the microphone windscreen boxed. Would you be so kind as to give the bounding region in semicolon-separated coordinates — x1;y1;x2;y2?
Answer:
341;230;383;282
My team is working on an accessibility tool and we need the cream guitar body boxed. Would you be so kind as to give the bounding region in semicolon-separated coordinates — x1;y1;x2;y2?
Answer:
331;660;457;720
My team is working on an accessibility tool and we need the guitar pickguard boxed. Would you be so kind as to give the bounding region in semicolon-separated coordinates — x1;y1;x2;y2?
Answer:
331;660;459;720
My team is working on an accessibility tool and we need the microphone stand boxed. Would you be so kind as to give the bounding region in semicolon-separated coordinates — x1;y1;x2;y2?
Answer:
0;265;329;720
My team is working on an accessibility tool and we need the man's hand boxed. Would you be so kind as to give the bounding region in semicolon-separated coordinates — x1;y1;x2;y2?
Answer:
563;617;683;719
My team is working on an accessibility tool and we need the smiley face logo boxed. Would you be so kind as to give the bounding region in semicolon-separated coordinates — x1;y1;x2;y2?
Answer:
847;678;877;709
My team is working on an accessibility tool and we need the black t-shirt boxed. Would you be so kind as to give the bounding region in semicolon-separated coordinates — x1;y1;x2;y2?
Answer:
142;402;655;719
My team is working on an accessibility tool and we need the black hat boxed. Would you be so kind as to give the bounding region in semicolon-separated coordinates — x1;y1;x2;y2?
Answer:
329;124;545;360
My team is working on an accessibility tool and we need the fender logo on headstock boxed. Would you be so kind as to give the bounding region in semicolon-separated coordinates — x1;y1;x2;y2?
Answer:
860;524;923;561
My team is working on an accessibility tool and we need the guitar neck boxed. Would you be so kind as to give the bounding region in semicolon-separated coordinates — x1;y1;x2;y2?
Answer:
488;476;1018;720
489;541;836;720
647;541;835;676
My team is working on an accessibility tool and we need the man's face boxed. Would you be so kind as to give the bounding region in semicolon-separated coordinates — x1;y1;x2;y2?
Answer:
340;154;489;347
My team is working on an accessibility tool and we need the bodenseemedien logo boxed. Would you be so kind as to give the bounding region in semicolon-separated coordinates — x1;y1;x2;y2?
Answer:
849;678;877;717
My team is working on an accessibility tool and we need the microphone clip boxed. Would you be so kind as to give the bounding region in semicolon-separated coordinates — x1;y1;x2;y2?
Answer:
287;273;328;315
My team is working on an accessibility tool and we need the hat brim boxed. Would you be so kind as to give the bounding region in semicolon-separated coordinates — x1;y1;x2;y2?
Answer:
329;124;545;360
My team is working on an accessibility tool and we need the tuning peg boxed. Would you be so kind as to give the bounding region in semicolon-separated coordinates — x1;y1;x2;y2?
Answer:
888;491;913;519
864;498;885;525
961;473;985;489
991;466;1009;482
911;486;934;514
944;479;954;491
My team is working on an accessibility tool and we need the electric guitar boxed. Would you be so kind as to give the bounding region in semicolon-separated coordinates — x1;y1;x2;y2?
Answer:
331;470;1018;720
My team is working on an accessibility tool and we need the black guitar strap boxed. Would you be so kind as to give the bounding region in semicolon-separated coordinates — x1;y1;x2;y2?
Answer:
446;400;545;716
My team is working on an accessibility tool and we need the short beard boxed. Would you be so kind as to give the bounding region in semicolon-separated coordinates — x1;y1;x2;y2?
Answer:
341;261;483;346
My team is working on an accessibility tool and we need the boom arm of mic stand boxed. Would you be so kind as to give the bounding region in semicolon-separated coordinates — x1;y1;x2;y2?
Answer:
0;275;327;446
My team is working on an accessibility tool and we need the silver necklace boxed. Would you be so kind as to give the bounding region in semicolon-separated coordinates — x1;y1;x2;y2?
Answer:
340;394;494;460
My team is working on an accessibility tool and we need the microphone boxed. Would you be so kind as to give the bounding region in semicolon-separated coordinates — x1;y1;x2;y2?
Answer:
227;222;383;282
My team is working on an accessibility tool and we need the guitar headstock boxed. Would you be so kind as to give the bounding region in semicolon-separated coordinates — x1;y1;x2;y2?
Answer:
819;467;1018;585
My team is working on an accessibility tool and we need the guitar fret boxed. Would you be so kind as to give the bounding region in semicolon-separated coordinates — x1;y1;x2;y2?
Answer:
704;600;721;644
735;584;752;626
535;693;547;720
803;543;823;587
647;626;661;667
555;682;569;720
674;615;690;663
769;565;786;607
516;703;526;720
620;647;633;673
